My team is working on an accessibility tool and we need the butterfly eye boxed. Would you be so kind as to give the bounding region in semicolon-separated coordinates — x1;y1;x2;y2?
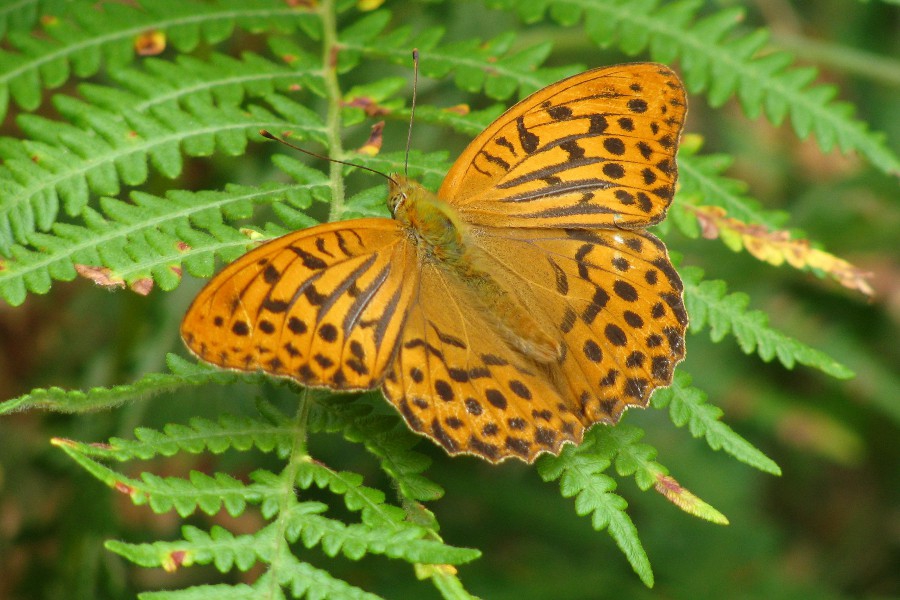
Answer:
389;191;407;215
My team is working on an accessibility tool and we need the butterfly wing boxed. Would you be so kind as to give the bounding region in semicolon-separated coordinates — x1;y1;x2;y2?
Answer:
382;260;585;463
439;63;686;229
181;219;417;390
473;225;687;423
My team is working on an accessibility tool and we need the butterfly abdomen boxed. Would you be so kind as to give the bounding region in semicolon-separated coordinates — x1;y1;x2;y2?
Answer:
461;260;561;363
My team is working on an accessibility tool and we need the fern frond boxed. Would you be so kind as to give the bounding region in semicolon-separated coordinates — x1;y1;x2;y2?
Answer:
666;144;874;296
597;423;729;523
55;407;479;597
682;266;854;379
0;0;60;38
107;521;401;599
0;0;317;122
685;204;875;296
103;49;321;112
137;583;261;600
0;87;324;254
340;10;581;100
290;506;478;565
652;371;781;474
148;471;262;518
52;437;259;518
262;555;386;600
490;0;900;175
556;423;730;524
119;548;385;600
590;423;664;490
0;157;330;305
0;354;267;415
536;441;653;587
673;143;790;230
313;393;445;502
85;416;295;462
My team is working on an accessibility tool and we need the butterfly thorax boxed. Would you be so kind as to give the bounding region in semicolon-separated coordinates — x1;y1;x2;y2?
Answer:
389;175;469;267
389;175;561;363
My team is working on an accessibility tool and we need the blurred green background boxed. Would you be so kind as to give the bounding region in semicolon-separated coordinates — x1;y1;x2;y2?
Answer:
0;1;897;598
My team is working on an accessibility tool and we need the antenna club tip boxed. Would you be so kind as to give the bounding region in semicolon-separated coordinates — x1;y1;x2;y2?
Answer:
412;48;419;59
259;129;275;140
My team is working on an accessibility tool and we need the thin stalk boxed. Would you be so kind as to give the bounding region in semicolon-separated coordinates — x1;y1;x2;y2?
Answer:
773;32;900;87
319;0;348;222
262;391;312;598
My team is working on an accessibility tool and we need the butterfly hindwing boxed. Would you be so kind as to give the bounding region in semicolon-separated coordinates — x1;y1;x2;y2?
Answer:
439;63;686;229
473;225;687;423
181;219;417;390
382;261;585;463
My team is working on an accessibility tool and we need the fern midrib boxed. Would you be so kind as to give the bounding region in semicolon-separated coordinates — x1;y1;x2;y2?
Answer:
131;70;314;113
141;473;272;507
97;426;298;461
319;0;347;222
264;393;312;598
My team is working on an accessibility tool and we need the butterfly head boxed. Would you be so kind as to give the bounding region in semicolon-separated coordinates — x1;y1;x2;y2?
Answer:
387;173;410;217
389;173;437;222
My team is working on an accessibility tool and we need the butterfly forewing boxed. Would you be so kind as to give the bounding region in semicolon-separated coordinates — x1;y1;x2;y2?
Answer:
181;219;416;390
474;226;687;423
382;262;585;463
439;63;686;229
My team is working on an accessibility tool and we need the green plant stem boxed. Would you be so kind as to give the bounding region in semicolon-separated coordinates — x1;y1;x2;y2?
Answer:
773;32;900;87
319;0;347;222
263;391;312;598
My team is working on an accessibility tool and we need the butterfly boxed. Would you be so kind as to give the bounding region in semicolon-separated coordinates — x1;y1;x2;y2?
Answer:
181;62;688;463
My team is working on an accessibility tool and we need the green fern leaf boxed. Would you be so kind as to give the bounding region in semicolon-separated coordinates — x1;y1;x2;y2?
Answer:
0;0;318;120
100;415;294;461
682;266;854;379
674;145;790;230
0;0;59;39
537;443;654;587
137;583;262;600
593;424;729;523
341;9;581;100
57;410;478;596
0;158;329;305
653;371;781;475
313;392;444;502
0;354;275;415
0;39;325;253
489;0;900;175
592;424;664;491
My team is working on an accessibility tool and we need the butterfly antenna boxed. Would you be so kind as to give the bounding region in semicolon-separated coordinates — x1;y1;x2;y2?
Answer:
404;48;420;178
259;130;398;186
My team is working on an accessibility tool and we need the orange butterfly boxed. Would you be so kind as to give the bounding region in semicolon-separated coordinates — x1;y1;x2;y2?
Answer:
181;63;688;463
